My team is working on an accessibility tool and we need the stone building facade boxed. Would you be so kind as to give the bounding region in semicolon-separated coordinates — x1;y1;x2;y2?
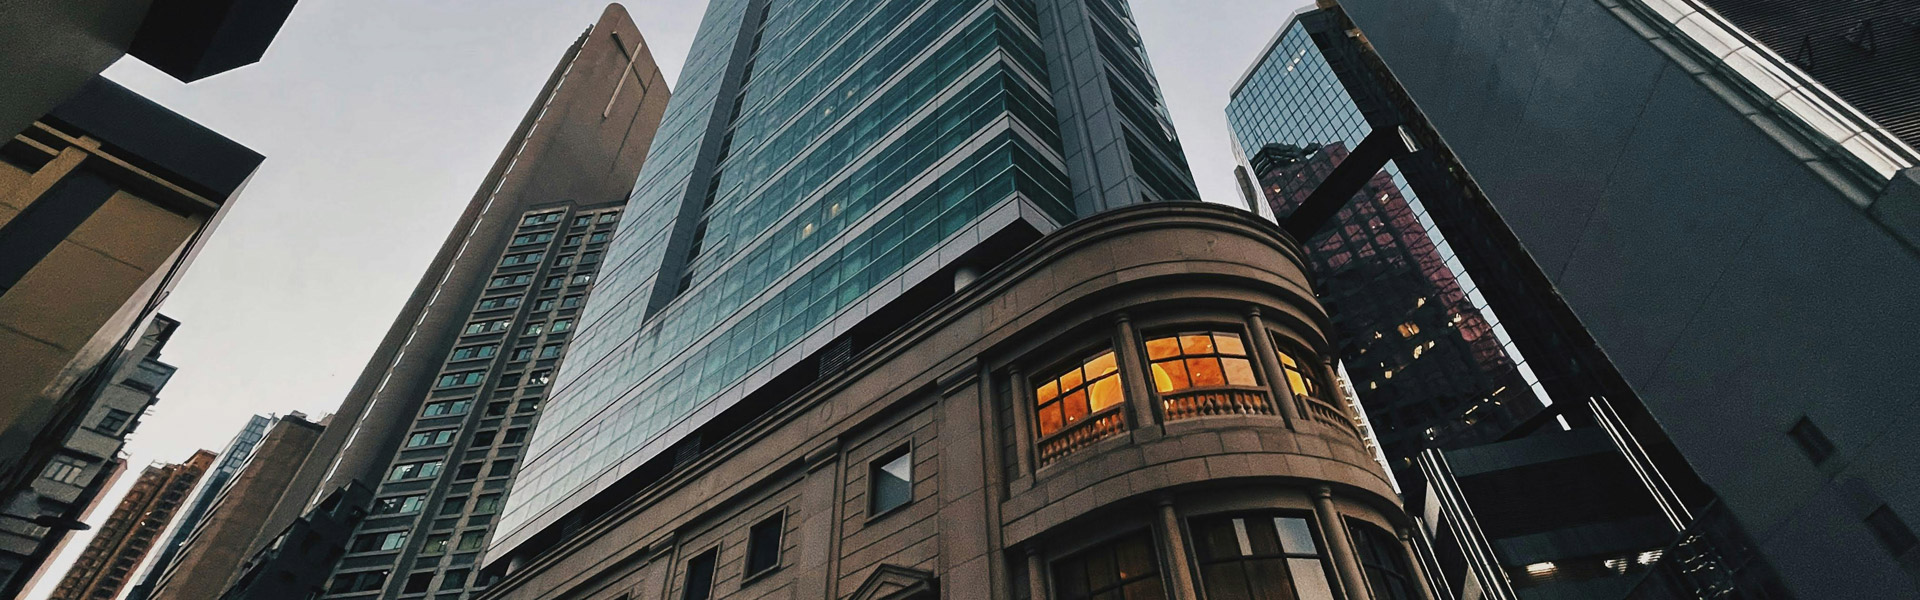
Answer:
479;204;1432;600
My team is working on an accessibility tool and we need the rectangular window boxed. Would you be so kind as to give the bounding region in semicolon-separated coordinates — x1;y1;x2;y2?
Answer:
745;513;783;577
521;213;560;226
403;572;433;594
487;275;532;288
551;319;573;333
524;322;544;336
600;212;619;223
511;347;533;362
441;496;467;515
421;534;449;555
579;252;600;264
405;429;457;447
373;495;426;515
539;344;562;359
543;276;565;289
571;274;592;285
1034;349;1122;439
450;344;498;361
455;463;482;480
473;494;502;513
1789;417;1836;464
573;216;592;227
388;461;443;481
457;531;487;551
1867;505;1918;557
488;459;515;478
516;398;540;413
682;548;717;600
533;298;555;311
1052;532;1162;600
422;399;472;417
564;235;583;247
476;296;520;310
500;251;543;266
473;430;497;446
330;570;388;594
498;373;521;387
435;371;485;389
589;232;610;243
351;531;408;552
486;401;509;417
561;295;583;308
1191;513;1337;600
528;370;552;386
442;568;469;590
95;409;133;434
556;255;575;267
869;446;913;516
503;428;528;444
42;456;89;485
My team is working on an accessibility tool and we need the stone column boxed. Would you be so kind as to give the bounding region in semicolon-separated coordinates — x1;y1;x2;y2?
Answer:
1312;485;1372;600
1243;307;1303;428
793;439;844;600
937;360;994;597
1112;313;1158;429
1155;497;1201;600
1026;545;1050;600
1397;527;1438;600
1007;364;1037;491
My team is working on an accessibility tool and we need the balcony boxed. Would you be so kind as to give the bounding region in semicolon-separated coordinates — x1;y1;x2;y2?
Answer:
1295;394;1362;439
1037;409;1126;467
1161;387;1279;421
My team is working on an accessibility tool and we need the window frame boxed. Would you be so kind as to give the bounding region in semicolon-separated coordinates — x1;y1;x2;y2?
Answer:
1188;510;1342;600
743;511;785;580
1144;329;1262;395
1030;346;1125;442
868;444;914;518
1050;529;1165;600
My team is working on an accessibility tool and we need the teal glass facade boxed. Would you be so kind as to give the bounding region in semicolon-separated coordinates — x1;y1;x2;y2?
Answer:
500;0;1193;553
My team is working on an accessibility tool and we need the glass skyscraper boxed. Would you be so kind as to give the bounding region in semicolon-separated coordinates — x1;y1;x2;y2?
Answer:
500;0;1195;557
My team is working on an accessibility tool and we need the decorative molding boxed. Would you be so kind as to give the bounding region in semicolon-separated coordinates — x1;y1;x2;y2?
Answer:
847;564;938;600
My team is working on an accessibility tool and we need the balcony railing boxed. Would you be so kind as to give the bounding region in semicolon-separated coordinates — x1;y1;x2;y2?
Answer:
1296;395;1363;440
1162;387;1279;422
1037;410;1127;467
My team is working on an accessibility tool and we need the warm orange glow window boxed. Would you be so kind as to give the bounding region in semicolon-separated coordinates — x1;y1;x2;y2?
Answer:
1035;350;1123;437
1278;351;1320;398
1147;331;1257;393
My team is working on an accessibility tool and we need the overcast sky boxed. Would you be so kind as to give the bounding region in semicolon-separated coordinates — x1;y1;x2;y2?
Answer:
28;1;1309;596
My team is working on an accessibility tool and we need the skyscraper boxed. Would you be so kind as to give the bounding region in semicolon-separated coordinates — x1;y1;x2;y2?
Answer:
1316;0;1920;596
126;414;273;600
495;0;1198;566
48;451;216;600
193;5;670;599
1226;10;1687;597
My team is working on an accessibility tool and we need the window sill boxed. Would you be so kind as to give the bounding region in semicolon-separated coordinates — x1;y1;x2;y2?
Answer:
865;500;913;525
741;564;783;587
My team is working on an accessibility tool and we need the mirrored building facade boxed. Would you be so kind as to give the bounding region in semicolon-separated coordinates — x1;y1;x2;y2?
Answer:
498;0;1198;561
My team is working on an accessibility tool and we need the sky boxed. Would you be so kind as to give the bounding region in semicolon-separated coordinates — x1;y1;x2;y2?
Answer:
26;1;1309;596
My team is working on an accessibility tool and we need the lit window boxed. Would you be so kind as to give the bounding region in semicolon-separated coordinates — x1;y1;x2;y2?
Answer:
1192;513;1337;600
1146;331;1257;392
869;446;912;516
1033;350;1123;438
1396;322;1419;338
1277;350;1321;399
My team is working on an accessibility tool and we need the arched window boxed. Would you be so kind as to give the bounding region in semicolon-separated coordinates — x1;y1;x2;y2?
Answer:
1145;331;1258;392
1349;520;1419;600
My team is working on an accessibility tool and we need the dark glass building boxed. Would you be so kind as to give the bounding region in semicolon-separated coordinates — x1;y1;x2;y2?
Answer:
1227;8;1695;598
1306;0;1920;596
497;0;1199;562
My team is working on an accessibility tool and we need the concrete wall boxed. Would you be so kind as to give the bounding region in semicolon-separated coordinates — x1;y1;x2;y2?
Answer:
1336;0;1920;595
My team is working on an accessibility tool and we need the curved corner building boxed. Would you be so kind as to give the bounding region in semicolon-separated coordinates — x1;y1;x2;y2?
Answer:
488;0;1433;599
